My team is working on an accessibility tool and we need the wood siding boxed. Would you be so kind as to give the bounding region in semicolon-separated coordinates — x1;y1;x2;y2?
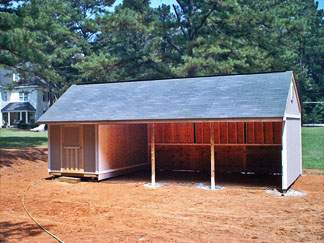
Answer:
84;124;96;173
49;124;96;173
98;124;148;172
148;122;282;173
49;125;61;171
149;122;282;145
149;145;281;173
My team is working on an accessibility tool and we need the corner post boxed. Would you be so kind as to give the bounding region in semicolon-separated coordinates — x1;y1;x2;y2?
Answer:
210;122;215;190
151;123;156;186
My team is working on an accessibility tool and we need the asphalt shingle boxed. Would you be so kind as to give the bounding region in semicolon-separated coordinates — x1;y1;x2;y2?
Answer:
38;71;293;123
1;102;36;112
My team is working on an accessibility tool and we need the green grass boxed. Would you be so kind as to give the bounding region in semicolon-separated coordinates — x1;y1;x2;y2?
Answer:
0;128;48;149
302;127;324;170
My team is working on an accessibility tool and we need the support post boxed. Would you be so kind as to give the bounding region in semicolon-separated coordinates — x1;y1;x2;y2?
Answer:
26;111;29;124
151;123;156;186
20;112;22;120
210;122;215;190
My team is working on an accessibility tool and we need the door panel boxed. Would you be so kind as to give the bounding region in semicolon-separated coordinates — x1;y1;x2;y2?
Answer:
61;125;84;173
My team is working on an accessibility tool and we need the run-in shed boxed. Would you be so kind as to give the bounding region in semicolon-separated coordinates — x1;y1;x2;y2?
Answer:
38;71;302;190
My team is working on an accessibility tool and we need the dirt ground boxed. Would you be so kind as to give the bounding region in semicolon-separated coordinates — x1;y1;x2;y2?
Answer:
1;148;324;242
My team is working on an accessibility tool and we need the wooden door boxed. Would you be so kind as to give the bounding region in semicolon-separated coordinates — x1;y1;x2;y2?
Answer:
61;125;84;173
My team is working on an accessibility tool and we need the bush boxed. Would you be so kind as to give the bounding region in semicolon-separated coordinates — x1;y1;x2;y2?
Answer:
19;123;38;129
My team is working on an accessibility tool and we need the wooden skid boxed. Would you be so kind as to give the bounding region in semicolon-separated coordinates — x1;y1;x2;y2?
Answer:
57;176;81;184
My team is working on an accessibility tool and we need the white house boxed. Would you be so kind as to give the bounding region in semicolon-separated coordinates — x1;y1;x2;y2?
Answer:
0;69;50;127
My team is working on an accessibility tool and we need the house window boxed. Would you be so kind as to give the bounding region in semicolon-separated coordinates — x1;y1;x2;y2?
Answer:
13;73;20;82
19;92;28;101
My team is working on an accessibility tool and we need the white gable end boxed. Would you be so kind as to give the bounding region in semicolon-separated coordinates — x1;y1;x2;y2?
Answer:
284;79;301;118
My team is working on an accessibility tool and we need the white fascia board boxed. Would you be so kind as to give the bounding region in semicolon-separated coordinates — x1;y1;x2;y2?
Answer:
48;125;51;170
95;124;99;173
281;121;288;190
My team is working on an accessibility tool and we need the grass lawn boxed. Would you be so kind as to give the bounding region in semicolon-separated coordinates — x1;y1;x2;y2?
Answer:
302;127;324;170
0;128;48;148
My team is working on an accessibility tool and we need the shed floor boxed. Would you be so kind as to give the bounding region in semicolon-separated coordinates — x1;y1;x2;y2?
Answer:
102;170;282;189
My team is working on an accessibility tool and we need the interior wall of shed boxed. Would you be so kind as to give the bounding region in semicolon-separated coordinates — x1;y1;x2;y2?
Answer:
98;124;148;177
148;122;282;174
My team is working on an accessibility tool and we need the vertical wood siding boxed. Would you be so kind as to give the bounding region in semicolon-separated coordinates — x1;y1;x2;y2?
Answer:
49;125;61;171
147;122;282;173
98;124;148;171
83;124;96;173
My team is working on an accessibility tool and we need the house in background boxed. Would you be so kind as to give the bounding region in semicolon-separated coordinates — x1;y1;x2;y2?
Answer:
0;69;50;127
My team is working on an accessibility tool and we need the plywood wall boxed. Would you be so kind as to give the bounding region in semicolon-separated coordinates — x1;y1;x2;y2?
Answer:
283;118;302;189
148;122;282;145
148;122;282;173
49;124;97;173
83;124;96;173
150;144;281;173
49;125;61;171
98;124;148;171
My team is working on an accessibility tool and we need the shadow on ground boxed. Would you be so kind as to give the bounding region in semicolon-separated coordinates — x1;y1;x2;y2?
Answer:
0;221;54;242
0;137;48;149
0;148;47;168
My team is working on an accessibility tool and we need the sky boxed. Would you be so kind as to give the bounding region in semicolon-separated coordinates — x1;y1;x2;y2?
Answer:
109;0;177;10
318;0;324;9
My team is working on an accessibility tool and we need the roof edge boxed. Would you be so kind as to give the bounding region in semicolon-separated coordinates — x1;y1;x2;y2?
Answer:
76;70;291;86
38;117;283;124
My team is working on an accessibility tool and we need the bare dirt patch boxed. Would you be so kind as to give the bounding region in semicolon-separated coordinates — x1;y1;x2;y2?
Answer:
1;148;324;242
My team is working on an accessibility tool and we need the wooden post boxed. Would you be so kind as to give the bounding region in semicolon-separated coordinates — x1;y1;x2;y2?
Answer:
210;122;215;190
151;123;156;186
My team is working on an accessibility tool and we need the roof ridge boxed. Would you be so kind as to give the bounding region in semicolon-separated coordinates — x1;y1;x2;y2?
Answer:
76;70;291;86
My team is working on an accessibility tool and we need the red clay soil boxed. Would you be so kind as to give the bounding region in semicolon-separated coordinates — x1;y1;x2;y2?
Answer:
1;148;324;242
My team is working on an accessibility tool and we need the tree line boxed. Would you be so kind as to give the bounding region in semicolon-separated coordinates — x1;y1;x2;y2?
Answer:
1;0;323;123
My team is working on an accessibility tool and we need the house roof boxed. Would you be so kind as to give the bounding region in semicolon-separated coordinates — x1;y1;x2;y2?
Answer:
0;68;46;88
38;71;294;123
1;102;36;112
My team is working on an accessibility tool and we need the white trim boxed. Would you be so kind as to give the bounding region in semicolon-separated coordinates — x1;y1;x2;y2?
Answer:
99;163;149;174
48;169;98;175
1;110;35;113
299;120;303;175
98;163;149;180
84;171;98;175
49;169;60;172
48;125;51;170
281;121;288;190
95;124;99;173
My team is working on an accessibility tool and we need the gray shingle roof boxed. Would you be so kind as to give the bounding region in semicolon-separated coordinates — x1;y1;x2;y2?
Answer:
1;102;36;112
38;71;293;123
